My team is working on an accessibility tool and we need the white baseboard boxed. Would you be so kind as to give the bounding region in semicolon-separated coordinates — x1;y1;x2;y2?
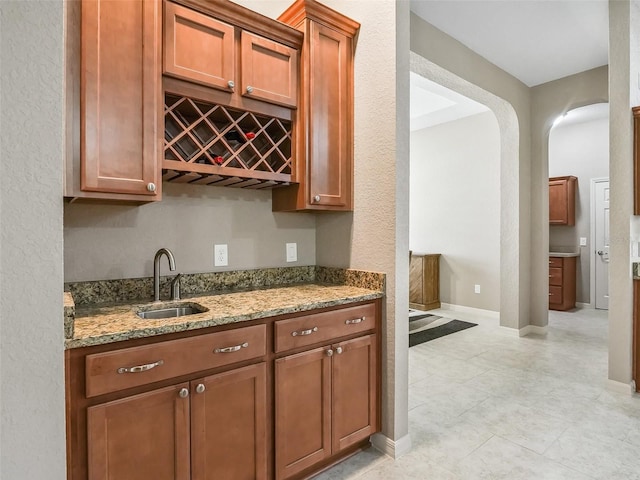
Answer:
370;432;412;459
439;303;500;320
518;325;548;337
606;379;635;395
576;302;594;309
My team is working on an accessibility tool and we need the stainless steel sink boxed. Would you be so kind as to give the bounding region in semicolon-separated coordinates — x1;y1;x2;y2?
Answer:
137;303;207;320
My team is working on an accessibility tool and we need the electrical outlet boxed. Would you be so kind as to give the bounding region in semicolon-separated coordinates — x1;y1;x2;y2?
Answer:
286;243;297;262
214;244;228;267
580;237;587;246
474;284;481;294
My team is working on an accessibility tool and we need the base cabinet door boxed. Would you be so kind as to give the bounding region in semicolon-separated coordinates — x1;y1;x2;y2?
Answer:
275;347;332;480
332;335;378;452
86;383;190;480
191;363;268;480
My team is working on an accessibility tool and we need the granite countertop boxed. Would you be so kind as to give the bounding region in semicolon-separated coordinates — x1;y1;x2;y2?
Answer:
633;263;640;280
67;283;383;349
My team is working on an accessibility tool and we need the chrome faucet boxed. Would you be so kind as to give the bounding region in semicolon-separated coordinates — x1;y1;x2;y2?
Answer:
153;248;176;302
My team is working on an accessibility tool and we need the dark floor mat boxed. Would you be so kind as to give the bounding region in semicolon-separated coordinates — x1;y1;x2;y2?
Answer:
409;319;478;347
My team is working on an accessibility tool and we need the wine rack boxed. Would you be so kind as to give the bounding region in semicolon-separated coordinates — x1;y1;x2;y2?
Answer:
163;94;293;189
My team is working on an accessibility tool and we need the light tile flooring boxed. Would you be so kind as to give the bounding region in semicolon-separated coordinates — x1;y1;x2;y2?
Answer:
314;307;640;479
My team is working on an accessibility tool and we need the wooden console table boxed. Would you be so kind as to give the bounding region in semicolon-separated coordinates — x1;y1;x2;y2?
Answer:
409;253;441;311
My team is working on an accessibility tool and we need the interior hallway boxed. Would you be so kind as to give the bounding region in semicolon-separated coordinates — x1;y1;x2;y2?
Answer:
314;307;640;479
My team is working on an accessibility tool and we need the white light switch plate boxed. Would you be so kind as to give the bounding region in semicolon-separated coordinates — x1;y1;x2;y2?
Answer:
286;243;297;262
214;244;228;266
474;284;481;294
580;237;587;246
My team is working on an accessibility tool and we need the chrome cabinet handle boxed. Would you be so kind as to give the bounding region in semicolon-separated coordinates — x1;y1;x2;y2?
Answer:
117;360;163;374
345;317;365;325
326;349;334;357
196;383;205;394
246;85;254;94
335;346;343;355
291;326;318;337
179;388;189;398
214;342;249;353
227;80;235;89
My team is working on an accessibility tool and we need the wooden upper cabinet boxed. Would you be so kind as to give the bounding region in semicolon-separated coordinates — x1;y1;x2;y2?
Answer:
163;1;299;109
163;2;235;92
634;106;640;215
549;176;577;225
241;31;298;108
87;383;191;480
273;0;360;212
76;0;162;200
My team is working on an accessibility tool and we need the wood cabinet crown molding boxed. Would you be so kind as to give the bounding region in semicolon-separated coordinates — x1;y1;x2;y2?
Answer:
279;0;360;38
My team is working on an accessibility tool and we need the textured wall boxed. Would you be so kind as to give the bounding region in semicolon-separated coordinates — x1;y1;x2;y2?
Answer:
0;1;66;478
409;19;529;329
411;111;501;312
607;0;637;384
530;66;608;326
64;183;316;281
549;114;609;304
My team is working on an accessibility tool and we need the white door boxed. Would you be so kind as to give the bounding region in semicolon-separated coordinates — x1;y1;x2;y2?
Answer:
594;180;609;310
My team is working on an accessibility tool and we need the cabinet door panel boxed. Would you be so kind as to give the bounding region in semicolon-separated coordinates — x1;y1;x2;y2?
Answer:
87;383;190;480
307;22;351;208
191;363;267;480
241;31;298;108
549;180;568;224
332;334;378;452
164;2;235;91
81;0;160;196
275;347;331;480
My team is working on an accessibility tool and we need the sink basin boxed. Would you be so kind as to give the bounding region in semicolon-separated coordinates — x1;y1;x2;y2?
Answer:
137;303;207;320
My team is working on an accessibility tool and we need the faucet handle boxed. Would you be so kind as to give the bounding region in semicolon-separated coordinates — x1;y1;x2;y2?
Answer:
171;273;182;301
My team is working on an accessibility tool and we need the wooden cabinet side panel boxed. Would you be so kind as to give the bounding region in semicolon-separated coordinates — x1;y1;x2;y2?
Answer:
191;363;267;480
331;334;378;453
240;31;298;108
275;347;332;480
81;0;160;197
86;383;190;480
635;108;640;215
307;22;351;209
409;255;424;305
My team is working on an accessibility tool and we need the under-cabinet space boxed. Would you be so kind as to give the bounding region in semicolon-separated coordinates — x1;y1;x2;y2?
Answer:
163;93;293;188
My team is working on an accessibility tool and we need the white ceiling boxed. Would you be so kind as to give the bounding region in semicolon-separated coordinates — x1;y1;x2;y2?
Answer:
552;102;609;128
410;0;609;87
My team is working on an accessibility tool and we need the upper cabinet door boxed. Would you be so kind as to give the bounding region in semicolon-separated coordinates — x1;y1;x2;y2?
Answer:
163;2;235;92
81;0;161;197
240;31;298;108
549;176;577;225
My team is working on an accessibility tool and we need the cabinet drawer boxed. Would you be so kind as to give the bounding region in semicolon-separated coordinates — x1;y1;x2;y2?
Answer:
549;286;563;304
549;257;563;268
549;267;563;286
86;324;266;397
274;303;375;353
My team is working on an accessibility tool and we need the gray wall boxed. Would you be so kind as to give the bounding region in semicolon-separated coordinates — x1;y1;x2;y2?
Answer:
0;1;66;478
410;111;501;312
410;13;532;329
549;114;609;305
64;183;316;281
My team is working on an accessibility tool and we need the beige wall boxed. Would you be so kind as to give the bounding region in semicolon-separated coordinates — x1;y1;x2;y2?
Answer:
549;114;609;305
64;183;316;281
529;66;608;326
0;1;66;477
410;14;531;329
410;111;501;312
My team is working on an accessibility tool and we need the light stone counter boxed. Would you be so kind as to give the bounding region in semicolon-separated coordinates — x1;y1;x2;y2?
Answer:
66;283;383;349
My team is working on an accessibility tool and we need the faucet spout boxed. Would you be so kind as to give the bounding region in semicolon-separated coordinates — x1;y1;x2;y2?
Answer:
153;248;176;302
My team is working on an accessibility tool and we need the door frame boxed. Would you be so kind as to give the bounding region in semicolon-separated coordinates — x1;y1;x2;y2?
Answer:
590;177;609;310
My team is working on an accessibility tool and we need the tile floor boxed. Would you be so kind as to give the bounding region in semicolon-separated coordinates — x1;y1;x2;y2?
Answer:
314;307;640;479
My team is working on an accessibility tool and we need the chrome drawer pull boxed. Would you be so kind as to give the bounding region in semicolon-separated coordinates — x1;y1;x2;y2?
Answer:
291;326;318;337
345;317;365;325
214;342;249;353
117;360;164;374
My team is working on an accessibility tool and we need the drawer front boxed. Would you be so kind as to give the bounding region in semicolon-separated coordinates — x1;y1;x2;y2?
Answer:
549;286;563;304
549;267;563;286
86;324;266;397
274;303;376;353
549;257;563;268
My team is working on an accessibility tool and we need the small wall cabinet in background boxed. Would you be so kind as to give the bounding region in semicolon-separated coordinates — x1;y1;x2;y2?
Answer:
549;176;577;225
409;253;441;311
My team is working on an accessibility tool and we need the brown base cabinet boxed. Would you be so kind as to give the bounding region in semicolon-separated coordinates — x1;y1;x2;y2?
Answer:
66;301;380;480
549;256;577;311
